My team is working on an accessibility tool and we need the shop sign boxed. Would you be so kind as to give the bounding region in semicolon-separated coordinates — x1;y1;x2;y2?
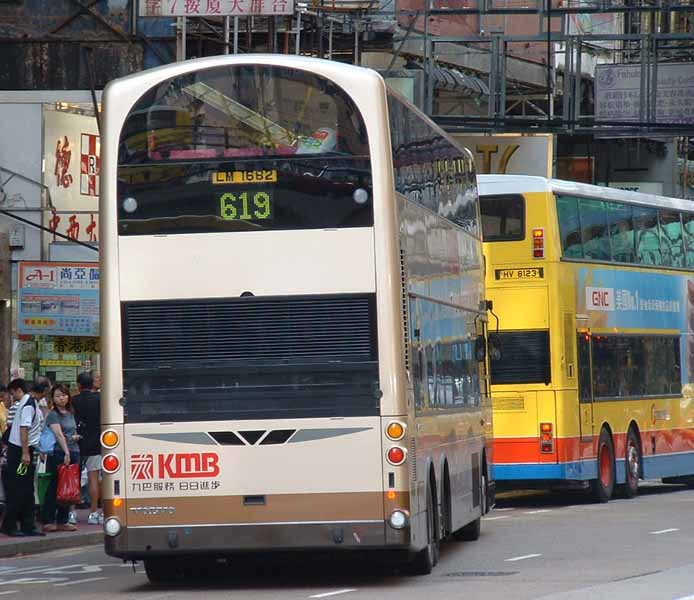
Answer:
39;359;83;367
595;63;694;124
139;0;295;16
43;110;100;244
18;261;99;337
452;133;553;177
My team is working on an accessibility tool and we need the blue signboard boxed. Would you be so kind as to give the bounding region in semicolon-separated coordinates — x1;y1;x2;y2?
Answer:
18;262;99;337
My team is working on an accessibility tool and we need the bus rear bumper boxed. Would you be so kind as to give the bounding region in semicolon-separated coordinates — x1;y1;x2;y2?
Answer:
105;520;409;559
493;460;599;481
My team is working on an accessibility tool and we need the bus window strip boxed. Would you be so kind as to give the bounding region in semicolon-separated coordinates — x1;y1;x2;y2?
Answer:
557;194;694;268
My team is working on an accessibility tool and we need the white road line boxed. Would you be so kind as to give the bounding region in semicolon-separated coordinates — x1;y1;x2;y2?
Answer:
525;509;551;514
0;592;18;596
672;595;694;600
493;508;514;512
505;553;542;562
54;577;108;587
650;528;680;535
483;515;510;521
309;590;357;599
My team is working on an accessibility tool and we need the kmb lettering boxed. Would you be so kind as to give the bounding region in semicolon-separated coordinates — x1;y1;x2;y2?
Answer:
130;452;220;480
159;453;220;478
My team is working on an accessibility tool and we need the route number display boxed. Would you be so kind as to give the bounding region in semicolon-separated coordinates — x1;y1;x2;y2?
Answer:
219;191;272;221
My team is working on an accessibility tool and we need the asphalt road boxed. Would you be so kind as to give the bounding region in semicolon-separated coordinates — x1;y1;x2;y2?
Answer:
2;482;694;600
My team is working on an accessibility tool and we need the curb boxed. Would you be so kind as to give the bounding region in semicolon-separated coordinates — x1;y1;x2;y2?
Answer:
0;531;103;558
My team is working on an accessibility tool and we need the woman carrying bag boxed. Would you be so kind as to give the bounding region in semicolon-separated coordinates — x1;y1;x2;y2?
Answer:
41;385;81;532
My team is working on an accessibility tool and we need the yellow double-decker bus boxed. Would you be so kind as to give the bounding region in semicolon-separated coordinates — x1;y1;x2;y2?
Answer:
479;174;694;501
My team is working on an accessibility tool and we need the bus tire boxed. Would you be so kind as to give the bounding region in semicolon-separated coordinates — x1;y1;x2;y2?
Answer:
623;428;641;498
144;558;171;583
409;483;439;575
591;428;615;503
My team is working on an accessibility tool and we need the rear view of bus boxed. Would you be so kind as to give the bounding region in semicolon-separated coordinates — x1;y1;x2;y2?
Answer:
99;57;401;575
478;175;558;486
98;55;489;579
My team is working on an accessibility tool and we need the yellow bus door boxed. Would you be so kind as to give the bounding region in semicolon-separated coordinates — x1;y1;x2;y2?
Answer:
577;333;594;441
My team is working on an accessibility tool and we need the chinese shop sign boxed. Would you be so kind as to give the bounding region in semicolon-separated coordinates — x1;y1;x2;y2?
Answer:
18;262;100;337
139;0;295;16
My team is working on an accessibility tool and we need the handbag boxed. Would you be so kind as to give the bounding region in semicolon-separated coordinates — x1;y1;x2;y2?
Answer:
57;463;82;504
38;424;56;455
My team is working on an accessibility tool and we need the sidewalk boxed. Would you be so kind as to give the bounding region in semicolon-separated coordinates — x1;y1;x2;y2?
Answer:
0;508;103;558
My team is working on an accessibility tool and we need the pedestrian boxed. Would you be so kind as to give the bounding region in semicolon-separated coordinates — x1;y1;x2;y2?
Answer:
0;385;8;436
0;379;45;537
41;385;81;532
31;379;51;419
73;371;102;525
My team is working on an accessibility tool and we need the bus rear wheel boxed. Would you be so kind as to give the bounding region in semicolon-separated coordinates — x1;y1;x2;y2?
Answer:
144;558;171;583
409;483;439;575
623;428;641;498
591;428;615;503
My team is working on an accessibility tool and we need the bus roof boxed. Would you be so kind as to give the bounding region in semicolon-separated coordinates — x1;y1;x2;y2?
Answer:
477;174;693;213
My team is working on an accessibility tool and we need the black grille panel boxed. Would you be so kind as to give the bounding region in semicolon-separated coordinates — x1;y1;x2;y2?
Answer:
123;294;377;368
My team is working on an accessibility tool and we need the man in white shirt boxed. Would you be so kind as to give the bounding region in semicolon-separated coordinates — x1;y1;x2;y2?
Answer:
1;379;44;537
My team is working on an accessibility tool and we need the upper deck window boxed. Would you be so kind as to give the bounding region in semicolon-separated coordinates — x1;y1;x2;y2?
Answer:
557;194;694;269
117;65;372;235
480;194;524;241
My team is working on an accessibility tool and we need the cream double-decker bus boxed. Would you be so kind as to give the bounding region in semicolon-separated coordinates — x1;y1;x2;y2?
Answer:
99;55;493;580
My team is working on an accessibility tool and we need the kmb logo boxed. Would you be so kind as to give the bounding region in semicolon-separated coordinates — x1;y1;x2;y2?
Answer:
130;453;220;480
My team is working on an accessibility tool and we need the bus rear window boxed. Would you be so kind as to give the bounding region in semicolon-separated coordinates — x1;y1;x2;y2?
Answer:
117;64;372;236
480;195;525;241
490;330;550;385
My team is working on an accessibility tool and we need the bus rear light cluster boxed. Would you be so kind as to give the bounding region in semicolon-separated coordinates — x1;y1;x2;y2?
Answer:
102;454;121;474
532;228;545;259
540;422;554;453
387;446;407;466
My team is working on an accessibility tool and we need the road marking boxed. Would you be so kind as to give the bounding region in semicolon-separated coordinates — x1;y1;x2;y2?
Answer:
505;554;542;562
672;595;694;600
483;516;510;521
54;577;108;587
309;590;357;598
524;509;551;514
649;528;680;535
0;592;18;596
493;508;514;512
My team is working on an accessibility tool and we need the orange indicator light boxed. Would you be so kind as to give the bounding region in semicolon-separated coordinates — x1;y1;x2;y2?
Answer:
113;497;124;508
386;422;405;441
387;491;397;500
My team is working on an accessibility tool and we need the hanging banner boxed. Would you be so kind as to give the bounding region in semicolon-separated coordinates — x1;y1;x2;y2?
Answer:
139;0;295;16
43;110;100;244
18;262;100;337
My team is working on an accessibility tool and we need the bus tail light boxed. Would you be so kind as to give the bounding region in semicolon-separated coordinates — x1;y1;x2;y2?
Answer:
386;421;406;441
387;446;407;466
103;454;121;474
532;228;545;259
540;422;554;453
101;430;119;449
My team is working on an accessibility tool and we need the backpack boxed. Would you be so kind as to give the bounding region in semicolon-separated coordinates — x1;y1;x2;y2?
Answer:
38;421;56;454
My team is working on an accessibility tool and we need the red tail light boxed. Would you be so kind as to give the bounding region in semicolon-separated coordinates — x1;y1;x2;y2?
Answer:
540;422;554;453
103;454;120;473
532;228;545;259
387;446;407;465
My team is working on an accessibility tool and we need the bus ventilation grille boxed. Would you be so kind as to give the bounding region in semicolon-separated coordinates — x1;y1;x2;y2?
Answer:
409;437;417;480
122;293;377;367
